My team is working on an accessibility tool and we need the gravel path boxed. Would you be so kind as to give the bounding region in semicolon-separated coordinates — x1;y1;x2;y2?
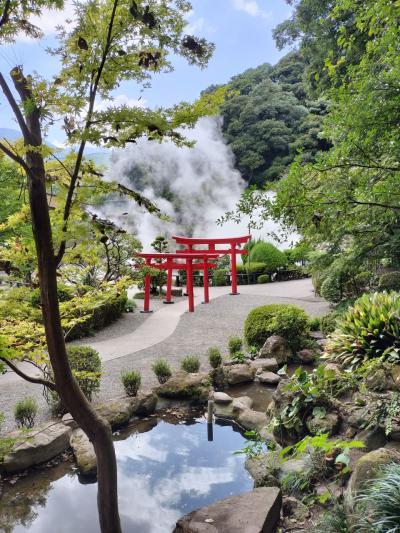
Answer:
0;279;329;431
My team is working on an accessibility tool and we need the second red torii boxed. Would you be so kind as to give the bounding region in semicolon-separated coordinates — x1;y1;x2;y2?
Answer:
172;235;251;295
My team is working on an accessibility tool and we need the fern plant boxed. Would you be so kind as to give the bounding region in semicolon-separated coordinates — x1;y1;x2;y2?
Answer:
325;292;400;369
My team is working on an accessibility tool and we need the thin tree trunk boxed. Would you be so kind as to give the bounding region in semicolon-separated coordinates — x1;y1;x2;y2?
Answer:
12;68;122;533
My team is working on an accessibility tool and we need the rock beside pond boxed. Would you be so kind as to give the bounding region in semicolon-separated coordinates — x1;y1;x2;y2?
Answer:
245;453;280;488
70;428;97;476
259;335;292;365
62;412;79;430
214;396;253;418
306;412;340;436
238;409;269;432
173;487;282;533
224;363;256;385
95;398;132;429
1;422;71;474
258;371;281;385
157;371;211;403
251;358;279;373
296;349;317;364
130;391;158;416
212;392;233;404
347;447;400;499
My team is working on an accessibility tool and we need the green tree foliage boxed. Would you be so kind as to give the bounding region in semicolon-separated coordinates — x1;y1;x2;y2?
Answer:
244;240;287;271
216;52;329;185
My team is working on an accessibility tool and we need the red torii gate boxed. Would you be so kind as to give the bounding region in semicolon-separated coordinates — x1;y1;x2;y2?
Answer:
137;252;219;313
172;235;251;296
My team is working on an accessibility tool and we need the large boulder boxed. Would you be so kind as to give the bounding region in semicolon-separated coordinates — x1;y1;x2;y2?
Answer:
212;392;233;404
214;396;253;419
347;447;400;498
157;371;211;403
1;422;71;474
296;349;317;364
70;428;97;476
224;364;256;385
238;409;269;432
355;427;387;451
245;453;280;488
306;412;341;437
173;487;282;533
259;336;292;365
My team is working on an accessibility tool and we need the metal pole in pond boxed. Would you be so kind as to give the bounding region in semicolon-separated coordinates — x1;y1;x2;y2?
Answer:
207;399;214;442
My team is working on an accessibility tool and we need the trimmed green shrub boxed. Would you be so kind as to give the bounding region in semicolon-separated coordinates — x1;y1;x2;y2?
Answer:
326;292;400;369
208;347;222;368
244;241;287;271
212;268;229;286
228;336;243;355
237;262;267;274
321;313;337;335
152;358;172;384
320;274;342;303
378;271;400;292
14;397;38;429
125;298;136;312
308;317;321;331
257;274;269;284
355;462;400;532
121;370;141;397
181;356;200;373
244;304;309;349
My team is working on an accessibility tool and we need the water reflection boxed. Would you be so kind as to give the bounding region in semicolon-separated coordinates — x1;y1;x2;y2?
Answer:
0;415;253;533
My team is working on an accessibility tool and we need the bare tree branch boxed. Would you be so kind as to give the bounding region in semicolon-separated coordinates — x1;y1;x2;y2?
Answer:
0;356;57;391
0;71;30;140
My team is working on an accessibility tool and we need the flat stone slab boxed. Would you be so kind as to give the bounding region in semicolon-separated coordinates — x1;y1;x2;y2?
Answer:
258;372;281;385
1;421;71;474
70;428;97;476
251;359;279;373
173;487;282;533
213;392;233;404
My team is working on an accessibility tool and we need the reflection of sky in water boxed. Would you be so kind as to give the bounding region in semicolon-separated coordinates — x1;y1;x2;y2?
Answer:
0;418;253;533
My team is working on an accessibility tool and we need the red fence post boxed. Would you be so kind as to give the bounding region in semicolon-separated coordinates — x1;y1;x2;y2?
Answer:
230;246;238;295
186;258;194;312
203;257;209;304
164;258;174;304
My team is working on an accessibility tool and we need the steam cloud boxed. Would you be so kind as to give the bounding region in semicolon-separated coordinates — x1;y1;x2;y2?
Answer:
103;116;294;251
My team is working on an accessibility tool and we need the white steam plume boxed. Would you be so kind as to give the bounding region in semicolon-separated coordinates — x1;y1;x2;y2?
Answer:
102;116;295;251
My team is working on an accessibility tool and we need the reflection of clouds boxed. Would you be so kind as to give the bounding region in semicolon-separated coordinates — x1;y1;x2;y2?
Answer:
116;432;168;463
3;420;252;533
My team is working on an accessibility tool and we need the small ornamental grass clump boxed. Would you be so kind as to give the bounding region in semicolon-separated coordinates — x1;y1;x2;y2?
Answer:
152;358;172;384
181;355;200;373
354;462;400;532
208;347;222;368
14;397;38;429
228;336;243;355
121;370;141;397
326;291;400;369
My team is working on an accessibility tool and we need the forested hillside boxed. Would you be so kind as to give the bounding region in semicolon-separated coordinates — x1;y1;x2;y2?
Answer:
214;52;330;186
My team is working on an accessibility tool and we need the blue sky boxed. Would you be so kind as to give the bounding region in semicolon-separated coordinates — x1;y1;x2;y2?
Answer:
0;0;292;144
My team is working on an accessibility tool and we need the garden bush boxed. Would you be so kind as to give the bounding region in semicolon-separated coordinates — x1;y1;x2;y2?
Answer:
378;271;400;292
236;262;267;274
47;346;102;413
212;268;229;286
121;370;141;397
257;274;269;284
152;358;172;384
208;347;222;368
321;313;337;335
181;356;200;373
244;304;309;349
14;397;38;428
228;336;243;355
308;317;321;331
326;292;400;369
125;298;136;312
244;241;287;271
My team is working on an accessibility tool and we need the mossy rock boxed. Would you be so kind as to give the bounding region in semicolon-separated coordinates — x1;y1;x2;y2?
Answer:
156;371;211;403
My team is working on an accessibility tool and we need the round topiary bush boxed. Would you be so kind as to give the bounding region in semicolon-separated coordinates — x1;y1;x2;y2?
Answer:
326;291;400;369
257;274;269;284
244;304;310;349
378;271;400;292
212;268;229;286
152;358;172;384
245;241;287;271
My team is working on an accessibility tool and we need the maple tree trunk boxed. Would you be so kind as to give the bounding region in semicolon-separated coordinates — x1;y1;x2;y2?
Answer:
13;70;122;533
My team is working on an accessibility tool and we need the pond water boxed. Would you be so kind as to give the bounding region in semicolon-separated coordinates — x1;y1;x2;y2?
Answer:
0;413;253;533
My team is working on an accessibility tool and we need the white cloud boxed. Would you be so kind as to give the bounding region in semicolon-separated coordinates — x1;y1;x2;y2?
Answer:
185;10;216;35
231;0;271;18
16;1;76;42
